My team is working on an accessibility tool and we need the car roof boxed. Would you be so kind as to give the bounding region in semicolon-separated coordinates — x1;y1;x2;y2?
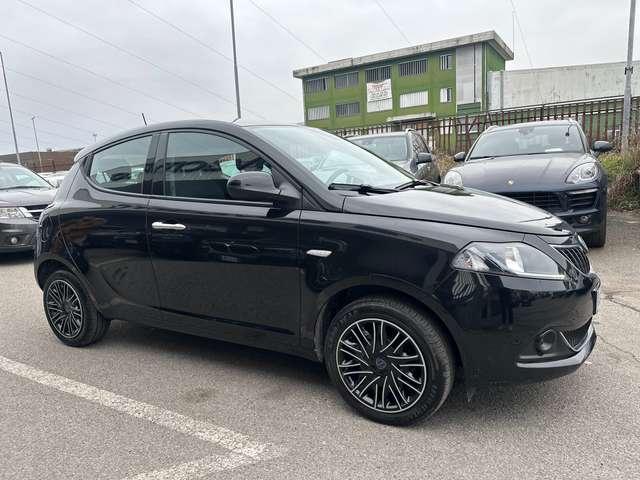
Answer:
73;119;302;162
485;119;579;133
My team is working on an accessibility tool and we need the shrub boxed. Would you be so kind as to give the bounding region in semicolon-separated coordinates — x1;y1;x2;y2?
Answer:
600;136;640;210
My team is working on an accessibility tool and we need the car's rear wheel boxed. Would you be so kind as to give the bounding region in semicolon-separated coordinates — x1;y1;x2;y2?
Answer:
43;270;110;347
324;295;455;425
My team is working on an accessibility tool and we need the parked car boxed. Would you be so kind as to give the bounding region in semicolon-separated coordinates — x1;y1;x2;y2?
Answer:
35;121;598;425
350;130;441;182
443;120;611;247
40;170;69;188
0;162;56;252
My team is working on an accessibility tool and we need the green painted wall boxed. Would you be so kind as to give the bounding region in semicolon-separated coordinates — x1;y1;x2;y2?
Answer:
302;42;508;129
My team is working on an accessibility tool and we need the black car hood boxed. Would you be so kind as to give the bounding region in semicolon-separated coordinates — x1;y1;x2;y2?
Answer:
0;188;57;207
452;152;592;191
343;185;573;236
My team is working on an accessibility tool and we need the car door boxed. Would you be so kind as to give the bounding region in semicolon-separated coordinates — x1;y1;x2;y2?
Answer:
147;129;301;346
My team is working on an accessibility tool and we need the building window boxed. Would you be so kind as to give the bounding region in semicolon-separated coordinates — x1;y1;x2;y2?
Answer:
440;54;453;70
304;77;327;94
335;72;359;89
398;58;427;77
440;87;453;103
367;98;392;113
399;90;428;108
335;102;360;117
365;65;391;83
307;105;330;121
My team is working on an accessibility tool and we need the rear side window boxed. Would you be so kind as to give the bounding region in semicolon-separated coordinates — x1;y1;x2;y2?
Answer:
89;136;152;193
164;132;270;200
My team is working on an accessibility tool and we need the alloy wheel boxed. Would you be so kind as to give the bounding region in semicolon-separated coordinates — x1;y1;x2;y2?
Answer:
45;279;83;339
335;318;427;413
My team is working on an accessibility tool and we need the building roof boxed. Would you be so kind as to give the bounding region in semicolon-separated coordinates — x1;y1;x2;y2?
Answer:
293;31;513;79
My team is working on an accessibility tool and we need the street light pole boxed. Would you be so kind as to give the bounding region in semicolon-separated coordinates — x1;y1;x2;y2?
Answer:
0;51;21;165
31;116;43;172
230;0;241;121
622;0;636;154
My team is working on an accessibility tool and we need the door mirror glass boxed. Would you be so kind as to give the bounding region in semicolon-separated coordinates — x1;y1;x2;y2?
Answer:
592;140;612;153
416;152;432;164
453;151;466;162
227;171;300;207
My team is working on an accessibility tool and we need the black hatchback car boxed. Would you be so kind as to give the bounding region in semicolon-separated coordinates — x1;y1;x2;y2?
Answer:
35;121;599;425
444;120;612;247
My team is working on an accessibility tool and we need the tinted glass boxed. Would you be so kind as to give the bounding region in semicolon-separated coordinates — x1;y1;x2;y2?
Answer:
249;126;411;188
350;136;409;163
469;125;585;159
165;132;270;200
0;165;51;189
89;136;151;193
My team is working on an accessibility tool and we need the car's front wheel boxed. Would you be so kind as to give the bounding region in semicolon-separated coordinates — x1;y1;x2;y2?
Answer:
43;270;110;347
324;295;455;425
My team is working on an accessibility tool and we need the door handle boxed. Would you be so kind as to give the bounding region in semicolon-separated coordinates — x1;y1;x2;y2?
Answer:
152;221;186;231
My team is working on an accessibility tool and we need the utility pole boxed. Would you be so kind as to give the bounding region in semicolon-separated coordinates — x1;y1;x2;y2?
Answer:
0;51;21;165
230;0;241;121
31;116;43;172
622;0;636;154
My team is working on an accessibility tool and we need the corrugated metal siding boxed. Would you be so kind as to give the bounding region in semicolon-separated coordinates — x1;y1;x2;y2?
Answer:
400;90;429;108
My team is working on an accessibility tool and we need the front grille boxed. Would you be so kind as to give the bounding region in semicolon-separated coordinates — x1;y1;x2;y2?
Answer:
25;204;49;220
554;245;591;274
567;189;597;210
500;191;562;212
561;320;591;350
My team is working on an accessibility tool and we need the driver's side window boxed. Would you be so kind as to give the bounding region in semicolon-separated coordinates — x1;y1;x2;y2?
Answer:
164;132;271;200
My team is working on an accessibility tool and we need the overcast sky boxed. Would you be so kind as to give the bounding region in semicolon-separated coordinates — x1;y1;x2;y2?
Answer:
0;0;638;155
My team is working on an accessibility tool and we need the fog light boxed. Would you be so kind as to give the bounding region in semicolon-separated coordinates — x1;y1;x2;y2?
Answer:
10;236;18;245
577;215;591;224
535;330;557;355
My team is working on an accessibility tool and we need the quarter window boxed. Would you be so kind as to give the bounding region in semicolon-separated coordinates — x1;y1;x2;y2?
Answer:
164;132;270;200
89;136;152;193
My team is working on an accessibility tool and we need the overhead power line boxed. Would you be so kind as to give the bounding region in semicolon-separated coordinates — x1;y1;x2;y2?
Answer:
247;0;326;62
373;0;410;44
125;0;300;103
0;32;206;119
0;117;87;144
0;102;94;135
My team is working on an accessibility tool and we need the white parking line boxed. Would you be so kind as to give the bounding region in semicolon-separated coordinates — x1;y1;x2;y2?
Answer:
0;355;285;479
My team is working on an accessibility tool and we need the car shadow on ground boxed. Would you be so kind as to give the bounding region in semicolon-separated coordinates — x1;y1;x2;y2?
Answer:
100;320;574;429
0;251;34;266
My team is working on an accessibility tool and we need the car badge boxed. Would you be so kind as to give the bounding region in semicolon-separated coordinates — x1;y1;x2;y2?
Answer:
507;179;515;186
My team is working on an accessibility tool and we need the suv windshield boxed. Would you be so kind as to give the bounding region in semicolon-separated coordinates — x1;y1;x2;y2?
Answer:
350;136;408;163
0;165;52;189
248;126;411;188
469;124;585;159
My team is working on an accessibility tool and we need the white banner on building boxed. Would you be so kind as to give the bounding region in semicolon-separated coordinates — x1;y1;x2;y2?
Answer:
366;79;392;103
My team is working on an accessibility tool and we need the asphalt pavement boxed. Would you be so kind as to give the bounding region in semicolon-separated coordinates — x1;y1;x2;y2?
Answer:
0;210;639;479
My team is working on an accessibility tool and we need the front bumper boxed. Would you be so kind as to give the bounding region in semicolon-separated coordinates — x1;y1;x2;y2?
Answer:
0;219;37;252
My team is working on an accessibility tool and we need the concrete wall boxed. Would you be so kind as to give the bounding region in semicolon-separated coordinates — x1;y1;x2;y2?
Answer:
488;61;640;110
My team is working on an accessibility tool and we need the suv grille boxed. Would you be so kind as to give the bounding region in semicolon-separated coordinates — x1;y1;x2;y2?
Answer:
554;245;591;274
25;204;49;220
567;189;597;210
500;191;562;212
561;320;591;350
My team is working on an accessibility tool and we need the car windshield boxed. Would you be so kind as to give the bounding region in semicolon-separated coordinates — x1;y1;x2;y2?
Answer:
469;124;585;159
350;136;408;163
0;165;52;189
248;126;411;188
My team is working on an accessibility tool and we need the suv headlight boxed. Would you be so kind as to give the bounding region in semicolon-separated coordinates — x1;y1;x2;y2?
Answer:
566;162;599;184
452;242;565;280
443;170;463;187
0;207;32;219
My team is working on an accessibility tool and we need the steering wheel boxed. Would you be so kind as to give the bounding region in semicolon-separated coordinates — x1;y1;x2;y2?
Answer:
325;168;352;185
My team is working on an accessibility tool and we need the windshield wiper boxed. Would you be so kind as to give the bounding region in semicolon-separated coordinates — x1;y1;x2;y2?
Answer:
328;183;398;194
396;179;438;190
468;155;499;160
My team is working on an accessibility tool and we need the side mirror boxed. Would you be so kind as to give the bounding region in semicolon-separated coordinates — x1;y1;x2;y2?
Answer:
592;140;612;153
453;151;466;162
227;171;300;207
416;152;433;164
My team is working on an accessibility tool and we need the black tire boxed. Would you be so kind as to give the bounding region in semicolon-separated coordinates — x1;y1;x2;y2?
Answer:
324;295;455;426
42;270;110;347
584;209;607;248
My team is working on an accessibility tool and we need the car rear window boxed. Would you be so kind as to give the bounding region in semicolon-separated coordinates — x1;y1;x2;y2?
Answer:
351;136;408;162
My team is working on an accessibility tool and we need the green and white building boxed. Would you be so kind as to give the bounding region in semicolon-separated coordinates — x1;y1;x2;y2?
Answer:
293;31;513;129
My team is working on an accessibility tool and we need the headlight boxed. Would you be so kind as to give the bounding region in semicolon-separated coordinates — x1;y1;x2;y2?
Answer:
566;162;599;184
452;242;565;280
443;170;463;187
0;207;32;219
